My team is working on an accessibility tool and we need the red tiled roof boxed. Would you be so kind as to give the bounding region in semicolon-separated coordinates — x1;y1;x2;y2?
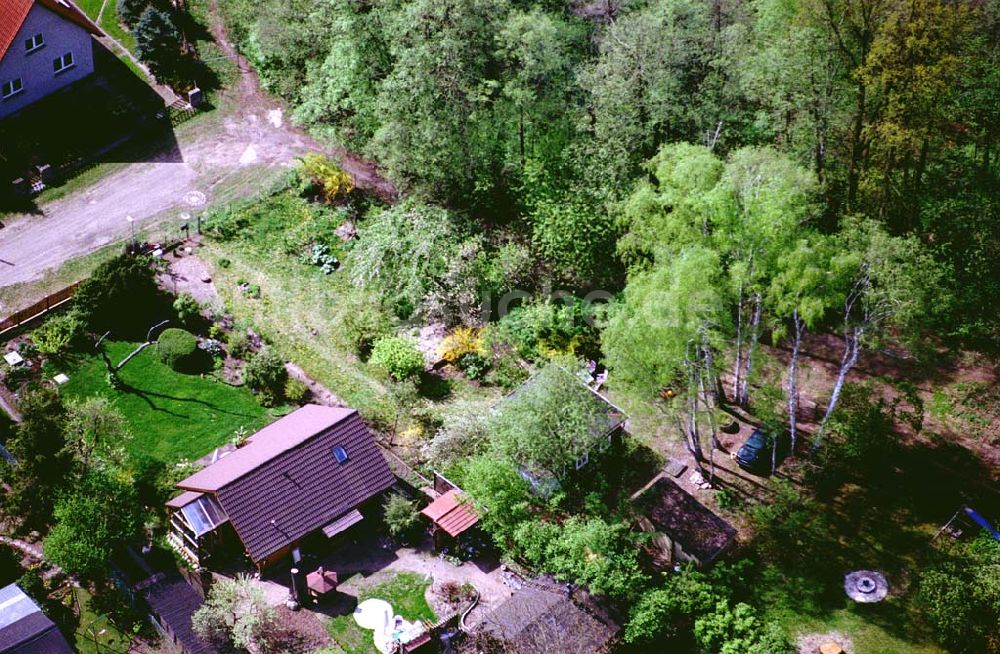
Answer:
175;405;395;564
421;490;479;537
306;567;338;595
1;0;101;61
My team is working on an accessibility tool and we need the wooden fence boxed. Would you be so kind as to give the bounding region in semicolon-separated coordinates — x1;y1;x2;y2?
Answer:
0;281;81;338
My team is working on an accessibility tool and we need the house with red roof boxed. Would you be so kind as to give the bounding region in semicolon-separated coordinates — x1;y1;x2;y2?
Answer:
166;405;396;570
0;0;101;119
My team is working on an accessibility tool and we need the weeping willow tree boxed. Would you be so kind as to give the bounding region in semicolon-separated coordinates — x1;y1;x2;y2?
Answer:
604;247;729;468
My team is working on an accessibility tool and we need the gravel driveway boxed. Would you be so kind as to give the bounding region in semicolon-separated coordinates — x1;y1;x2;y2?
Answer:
0;1;394;290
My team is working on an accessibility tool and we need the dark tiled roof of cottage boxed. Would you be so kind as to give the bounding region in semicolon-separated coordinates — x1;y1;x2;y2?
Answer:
637;477;737;563
173;405;395;563
1;0;100;61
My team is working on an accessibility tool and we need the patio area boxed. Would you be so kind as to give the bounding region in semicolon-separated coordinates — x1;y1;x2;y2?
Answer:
257;531;513;629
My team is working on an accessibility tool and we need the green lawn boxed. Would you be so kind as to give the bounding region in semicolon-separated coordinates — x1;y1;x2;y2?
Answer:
72;587;136;654
770;605;947;654
202;190;500;437
98;4;137;53
326;573;436;654
75;0;105;20
54;340;273;462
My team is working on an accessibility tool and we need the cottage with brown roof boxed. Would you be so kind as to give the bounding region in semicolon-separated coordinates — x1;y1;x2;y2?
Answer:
634;477;737;569
0;0;101;119
166;405;395;569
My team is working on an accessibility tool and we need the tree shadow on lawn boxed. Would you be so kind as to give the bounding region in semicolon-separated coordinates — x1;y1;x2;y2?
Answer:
747;430;999;646
115;378;262;421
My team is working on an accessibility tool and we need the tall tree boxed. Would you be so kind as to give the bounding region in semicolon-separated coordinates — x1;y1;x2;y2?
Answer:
0;389;71;530
371;0;509;204
715;146;817;406
604;247;729;463
816;218;940;439
768;234;843;450
495;9;586;171
44;471;144;579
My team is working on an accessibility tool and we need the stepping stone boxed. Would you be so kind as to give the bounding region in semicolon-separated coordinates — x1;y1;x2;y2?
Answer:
53;373;69;385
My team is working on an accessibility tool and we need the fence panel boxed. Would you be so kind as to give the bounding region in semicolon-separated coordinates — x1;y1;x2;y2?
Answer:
0;281;80;338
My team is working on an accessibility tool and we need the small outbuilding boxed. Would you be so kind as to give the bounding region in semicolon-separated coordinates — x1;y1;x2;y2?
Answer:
420;489;479;550
462;577;620;654
634;477;737;569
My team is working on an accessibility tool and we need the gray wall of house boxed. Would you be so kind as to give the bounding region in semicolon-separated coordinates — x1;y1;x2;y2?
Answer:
0;4;95;119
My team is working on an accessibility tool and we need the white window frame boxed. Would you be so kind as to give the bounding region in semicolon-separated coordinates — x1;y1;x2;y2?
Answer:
24;33;44;53
575;452;589;470
53;51;74;75
1;78;24;99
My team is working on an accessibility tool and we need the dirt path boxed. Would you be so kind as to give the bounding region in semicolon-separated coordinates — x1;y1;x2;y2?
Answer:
0;535;62;578
0;2;395;290
203;0;397;198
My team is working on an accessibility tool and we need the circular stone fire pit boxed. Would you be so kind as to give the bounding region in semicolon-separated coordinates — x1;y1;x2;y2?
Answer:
844;570;888;603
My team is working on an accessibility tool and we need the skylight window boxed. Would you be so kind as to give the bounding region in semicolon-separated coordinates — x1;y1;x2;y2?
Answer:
332;446;349;464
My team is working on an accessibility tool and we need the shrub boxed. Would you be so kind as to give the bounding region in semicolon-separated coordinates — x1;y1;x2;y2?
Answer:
439;327;485;364
32;311;86;356
134;7;182;81
156;328;200;372
485;355;529;391
173;293;202;328
299;153;354;202
456;352;489;380
307;244;339;274
227;330;251;359
383;494;421;541
284;378;309;404
370;336;424;381
336;295;391;356
193;574;278;651
244;348;287;406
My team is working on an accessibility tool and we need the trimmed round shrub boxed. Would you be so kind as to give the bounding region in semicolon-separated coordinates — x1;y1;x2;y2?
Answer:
244;348;287;406
157;328;199;372
370;336;424;381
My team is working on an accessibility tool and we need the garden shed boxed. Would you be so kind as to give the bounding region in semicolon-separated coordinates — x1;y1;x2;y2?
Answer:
634;477;737;569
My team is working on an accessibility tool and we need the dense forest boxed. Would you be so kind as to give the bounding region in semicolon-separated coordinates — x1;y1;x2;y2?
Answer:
218;0;1000;346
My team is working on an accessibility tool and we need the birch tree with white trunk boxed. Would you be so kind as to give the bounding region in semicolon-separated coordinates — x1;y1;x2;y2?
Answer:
814;217;940;444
